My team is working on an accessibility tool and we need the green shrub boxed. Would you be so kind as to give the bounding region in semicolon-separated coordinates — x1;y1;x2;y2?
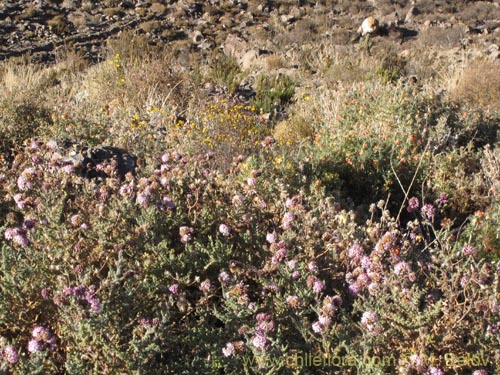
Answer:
252;73;296;115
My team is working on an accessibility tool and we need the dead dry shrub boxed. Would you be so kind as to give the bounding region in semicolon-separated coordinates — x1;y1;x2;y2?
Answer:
451;58;500;111
417;26;465;49
459;1;500;22
274;115;316;145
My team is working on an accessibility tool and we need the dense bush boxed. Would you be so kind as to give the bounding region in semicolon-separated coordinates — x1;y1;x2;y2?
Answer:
0;31;500;375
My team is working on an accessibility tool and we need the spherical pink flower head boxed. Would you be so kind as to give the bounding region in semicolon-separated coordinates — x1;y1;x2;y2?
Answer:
136;191;150;205
308;261;319;273
232;194;244;207
3;228;14;240
410;354;426;373
27;339;44;353
360;256;372;270
271;248;287;264
421;203;436;220
437;193;448;205
251;332;268;350
12;230;30;247
312;321;324;334
219;224;231;237
32;326;50;340
257;318;275;333
356;272;371;287
199;279;212;293
393;261;411;276
348;243;364;259
3;345;19;364
222;342;235;357
218;271;231;285
266;232;277;244
348;282;361;297
161;153;170;163
460;275;469;287
318;314;331;327
179;226;194;243
427;367;444;375
168;284;180;295
312;279;325;294
282;212;296;229
462;243;478;257
361;311;380;332
407;197;420;213
472;370;489;375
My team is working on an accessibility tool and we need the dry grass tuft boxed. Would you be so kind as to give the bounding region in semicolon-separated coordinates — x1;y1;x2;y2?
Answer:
450;58;500;111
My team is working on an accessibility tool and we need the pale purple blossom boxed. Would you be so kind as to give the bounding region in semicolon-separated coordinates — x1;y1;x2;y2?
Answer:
271;248;287;264
427;367;444;375
161;153;170;163
308;261;319;272
318;315;331;327
266;232;277;244
312;280;325;294
218;271;231;285
219;224;231;237
348;243;364;259
410;354;426;372
136;191;150;205
157;196;176;211
356;273;371;287
407;197;420;212
360;256;372;270
27;339;44;353
232;194;244;207
168;284;180;295
421;203;436;220
361;311;379;332
312;321;324;334
394;261;411;276
13;233;30;247
4;345;19;364
222;342;235;357
282;212;296;229
472;370;489;375
462;243;477;256
348;282;361;297
200;279;212;293
4;228;14;240
437;193;448;205
179;226;194;243
251;332;268;350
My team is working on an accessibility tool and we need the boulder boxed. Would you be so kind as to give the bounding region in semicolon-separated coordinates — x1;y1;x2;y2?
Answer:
61;141;137;180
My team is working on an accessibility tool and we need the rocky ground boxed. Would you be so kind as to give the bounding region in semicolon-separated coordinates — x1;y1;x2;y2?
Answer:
1;0;499;66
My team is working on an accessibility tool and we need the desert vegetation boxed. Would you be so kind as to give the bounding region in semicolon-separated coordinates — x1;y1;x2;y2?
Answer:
1;0;500;374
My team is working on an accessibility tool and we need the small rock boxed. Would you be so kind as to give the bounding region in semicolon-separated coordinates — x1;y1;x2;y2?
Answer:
192;30;204;44
280;14;295;25
358;16;379;36
240;49;258;70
